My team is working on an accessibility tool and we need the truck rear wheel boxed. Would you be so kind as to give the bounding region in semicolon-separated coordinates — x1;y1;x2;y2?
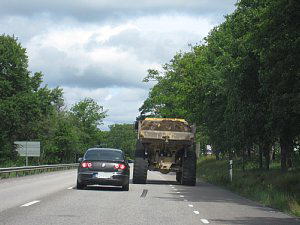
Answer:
135;141;145;157
176;172;182;183
133;158;148;184
181;150;196;186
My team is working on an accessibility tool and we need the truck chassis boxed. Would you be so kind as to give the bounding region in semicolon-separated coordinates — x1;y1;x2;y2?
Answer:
133;118;196;186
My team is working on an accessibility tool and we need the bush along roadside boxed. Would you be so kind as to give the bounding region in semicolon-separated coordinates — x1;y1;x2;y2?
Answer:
197;157;300;217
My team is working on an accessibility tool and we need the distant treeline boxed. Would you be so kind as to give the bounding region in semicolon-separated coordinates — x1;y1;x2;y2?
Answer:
140;0;299;171
0;35;136;166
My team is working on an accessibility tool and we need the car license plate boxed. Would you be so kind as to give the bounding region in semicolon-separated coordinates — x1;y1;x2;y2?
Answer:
94;172;112;179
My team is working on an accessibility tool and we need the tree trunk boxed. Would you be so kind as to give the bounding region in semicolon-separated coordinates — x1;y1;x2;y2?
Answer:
280;125;294;171
280;137;287;172
242;147;245;171
259;144;263;169
269;145;275;162
247;148;251;159
264;143;271;170
287;146;293;168
216;152;220;160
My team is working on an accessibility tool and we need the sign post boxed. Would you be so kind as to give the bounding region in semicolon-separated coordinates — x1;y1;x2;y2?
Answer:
26;141;28;166
14;141;40;166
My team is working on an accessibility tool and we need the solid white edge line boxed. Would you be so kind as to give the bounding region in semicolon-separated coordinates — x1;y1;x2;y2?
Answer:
188;204;193;207
20;200;40;207
193;210;200;215
201;219;210;224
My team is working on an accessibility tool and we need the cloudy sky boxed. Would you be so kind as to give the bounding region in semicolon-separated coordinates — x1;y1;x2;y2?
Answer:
0;0;236;129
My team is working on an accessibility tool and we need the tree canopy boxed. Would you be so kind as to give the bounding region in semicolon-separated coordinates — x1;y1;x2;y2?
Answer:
0;35;108;165
140;0;300;171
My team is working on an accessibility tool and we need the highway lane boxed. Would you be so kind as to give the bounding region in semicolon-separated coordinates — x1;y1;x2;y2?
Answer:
0;166;299;225
0;170;76;213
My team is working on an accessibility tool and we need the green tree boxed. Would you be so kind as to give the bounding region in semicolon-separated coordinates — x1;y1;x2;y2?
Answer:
252;0;300;170
0;35;60;163
139;0;300;171
106;124;137;158
70;98;107;152
0;34;111;165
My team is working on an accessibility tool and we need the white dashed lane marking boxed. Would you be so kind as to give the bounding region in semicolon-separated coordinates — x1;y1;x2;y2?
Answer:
200;219;210;224
20;200;40;207
169;182;209;224
67;187;73;190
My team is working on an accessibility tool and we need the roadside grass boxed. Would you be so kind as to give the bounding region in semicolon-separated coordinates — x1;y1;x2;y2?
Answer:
197;156;300;217
0;157;40;168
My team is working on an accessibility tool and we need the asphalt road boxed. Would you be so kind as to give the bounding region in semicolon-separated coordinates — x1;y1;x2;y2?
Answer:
0;166;299;225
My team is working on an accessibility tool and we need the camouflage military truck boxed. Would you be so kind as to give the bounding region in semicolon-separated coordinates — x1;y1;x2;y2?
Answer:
133;118;196;186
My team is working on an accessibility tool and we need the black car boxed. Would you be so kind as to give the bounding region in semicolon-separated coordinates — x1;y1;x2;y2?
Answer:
77;148;130;191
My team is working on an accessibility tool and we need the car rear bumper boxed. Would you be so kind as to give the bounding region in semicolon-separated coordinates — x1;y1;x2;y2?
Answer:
77;172;129;186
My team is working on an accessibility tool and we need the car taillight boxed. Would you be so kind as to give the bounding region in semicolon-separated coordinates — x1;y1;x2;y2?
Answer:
119;164;126;170
114;163;126;170
81;162;92;168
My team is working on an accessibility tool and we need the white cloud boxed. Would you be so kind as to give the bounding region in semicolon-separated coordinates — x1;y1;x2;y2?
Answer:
0;0;237;128
105;15;214;63
24;21;160;89
22;14;214;92
104;94;112;101
62;86;148;129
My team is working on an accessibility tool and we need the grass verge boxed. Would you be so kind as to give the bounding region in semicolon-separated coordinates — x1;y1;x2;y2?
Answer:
197;156;300;217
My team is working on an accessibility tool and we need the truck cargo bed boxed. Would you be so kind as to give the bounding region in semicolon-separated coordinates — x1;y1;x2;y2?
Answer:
139;130;194;141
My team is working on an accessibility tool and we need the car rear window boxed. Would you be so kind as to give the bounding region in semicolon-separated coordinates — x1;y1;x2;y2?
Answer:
84;149;123;161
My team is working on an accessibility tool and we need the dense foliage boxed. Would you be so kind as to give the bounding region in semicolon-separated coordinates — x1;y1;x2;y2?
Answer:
0;35;136;166
104;124;137;158
140;0;300;171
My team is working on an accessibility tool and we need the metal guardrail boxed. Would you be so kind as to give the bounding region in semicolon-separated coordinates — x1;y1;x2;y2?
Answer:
0;163;79;178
